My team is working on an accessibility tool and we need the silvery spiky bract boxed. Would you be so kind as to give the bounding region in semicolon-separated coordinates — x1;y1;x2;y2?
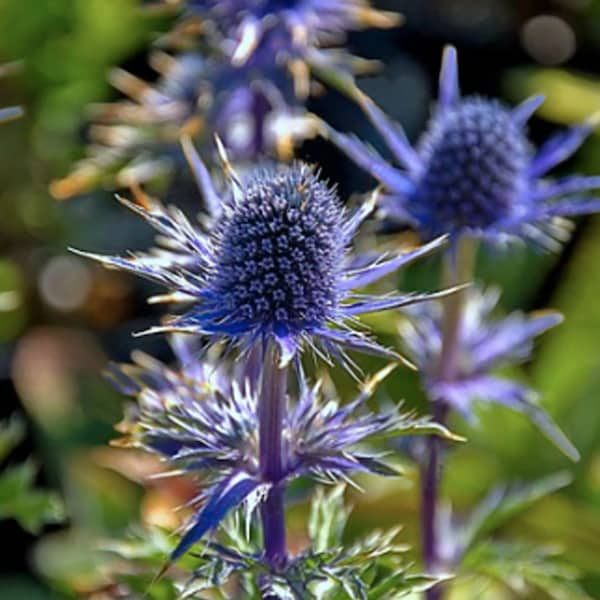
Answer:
400;287;579;461
110;350;454;562
325;46;600;248
74;149;455;367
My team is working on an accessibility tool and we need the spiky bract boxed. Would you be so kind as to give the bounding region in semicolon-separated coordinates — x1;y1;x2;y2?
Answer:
400;287;579;460
110;351;452;560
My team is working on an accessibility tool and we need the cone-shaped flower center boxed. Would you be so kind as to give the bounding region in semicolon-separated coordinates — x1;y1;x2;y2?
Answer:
416;98;529;232
211;164;345;334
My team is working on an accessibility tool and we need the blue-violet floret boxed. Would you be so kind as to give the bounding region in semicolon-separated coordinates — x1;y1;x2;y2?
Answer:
74;145;454;367
325;45;600;247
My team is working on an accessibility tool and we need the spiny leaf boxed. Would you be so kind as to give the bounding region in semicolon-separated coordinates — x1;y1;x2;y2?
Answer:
0;460;65;534
462;541;592;600
458;471;572;554
171;473;266;562
368;572;452;599
373;412;466;443
308;485;351;552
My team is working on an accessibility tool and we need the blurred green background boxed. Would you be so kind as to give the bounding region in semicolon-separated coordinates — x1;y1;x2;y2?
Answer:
1;0;600;598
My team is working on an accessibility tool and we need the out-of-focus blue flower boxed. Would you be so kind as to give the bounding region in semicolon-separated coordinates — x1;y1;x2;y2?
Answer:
74;146;454;367
110;352;443;561
53;1;398;199
400;287;579;461
51;50;315;199
181;0;399;69
324;46;600;248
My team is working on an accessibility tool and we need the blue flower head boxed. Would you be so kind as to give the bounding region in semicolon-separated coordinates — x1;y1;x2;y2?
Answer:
182;0;399;69
53;1;399;199
74;142;455;367
110;353;454;561
51;50;316;199
400;287;579;461
325;46;600;248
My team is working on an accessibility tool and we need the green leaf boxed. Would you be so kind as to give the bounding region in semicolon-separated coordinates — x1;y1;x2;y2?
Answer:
530;220;600;465
102;526;175;565
368;572;451;599
0;415;26;462
92;489;434;600
458;472;572;554
462;541;592;600
374;412;466;443
119;573;178;600
308;485;351;552
0;415;65;533
0;460;65;534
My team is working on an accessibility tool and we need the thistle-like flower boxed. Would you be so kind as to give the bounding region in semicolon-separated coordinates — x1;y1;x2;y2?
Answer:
400;287;579;461
50;50;320;199
324;45;600;248
51;1;399;199
110;351;456;561
178;0;399;71
74;142;455;368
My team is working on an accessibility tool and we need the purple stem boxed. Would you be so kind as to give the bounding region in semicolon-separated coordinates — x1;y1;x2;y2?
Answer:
421;404;448;600
422;238;475;600
259;342;288;569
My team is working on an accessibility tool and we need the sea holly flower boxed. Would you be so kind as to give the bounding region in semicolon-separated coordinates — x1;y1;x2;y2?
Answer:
110;351;460;562
51;51;317;199
323;45;600;248
400;287;579;461
52;1;399;199
73;141;457;368
176;0;399;72
74;140;462;582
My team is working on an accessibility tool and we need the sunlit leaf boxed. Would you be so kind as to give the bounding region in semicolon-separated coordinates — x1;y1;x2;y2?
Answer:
458;472;572;555
308;485;350;552
0;460;65;534
462;541;592;600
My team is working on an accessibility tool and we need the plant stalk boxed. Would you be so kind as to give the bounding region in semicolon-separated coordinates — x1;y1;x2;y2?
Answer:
422;236;476;600
259;341;288;569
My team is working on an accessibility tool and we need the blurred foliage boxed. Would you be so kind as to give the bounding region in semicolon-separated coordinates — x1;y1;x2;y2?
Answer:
90;486;445;600
0;415;65;534
0;0;154;169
